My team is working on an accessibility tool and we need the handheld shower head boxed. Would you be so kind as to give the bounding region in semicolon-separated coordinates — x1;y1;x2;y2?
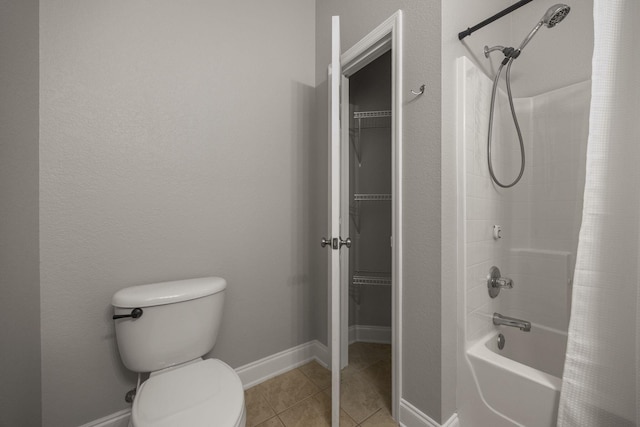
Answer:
483;4;571;189
543;4;571;28
518;4;571;51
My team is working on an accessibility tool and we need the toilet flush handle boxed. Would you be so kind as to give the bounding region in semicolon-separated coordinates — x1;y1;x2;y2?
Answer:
112;307;143;320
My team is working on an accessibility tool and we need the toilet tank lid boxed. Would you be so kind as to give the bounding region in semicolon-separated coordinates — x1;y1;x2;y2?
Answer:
112;277;227;308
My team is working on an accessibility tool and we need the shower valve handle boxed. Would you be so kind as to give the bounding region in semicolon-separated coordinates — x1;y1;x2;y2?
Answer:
488;266;513;298
492;277;513;289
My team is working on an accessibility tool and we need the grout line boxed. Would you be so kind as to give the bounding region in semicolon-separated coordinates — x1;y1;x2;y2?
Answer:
276;387;318;416
358;408;383;425
259;415;280;427
297;362;329;391
344;408;361;426
253;383;279;418
254;344;392;426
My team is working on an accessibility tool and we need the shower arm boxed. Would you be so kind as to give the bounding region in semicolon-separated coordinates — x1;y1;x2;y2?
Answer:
458;0;534;40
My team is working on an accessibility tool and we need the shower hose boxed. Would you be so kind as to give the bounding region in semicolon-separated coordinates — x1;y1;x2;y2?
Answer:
487;58;526;188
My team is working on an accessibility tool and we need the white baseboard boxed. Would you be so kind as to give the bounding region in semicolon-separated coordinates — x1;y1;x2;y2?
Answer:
83;399;460;427
83;342;461;427
442;413;460;427
399;399;459;427
79;340;331;427
348;324;392;344
236;339;328;389
78;408;131;427
311;339;330;368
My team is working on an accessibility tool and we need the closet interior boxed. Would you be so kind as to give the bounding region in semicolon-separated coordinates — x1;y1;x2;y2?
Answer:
347;51;392;353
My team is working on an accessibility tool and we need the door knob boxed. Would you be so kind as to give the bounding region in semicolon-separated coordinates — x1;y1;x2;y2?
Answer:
321;237;351;249
340;237;352;248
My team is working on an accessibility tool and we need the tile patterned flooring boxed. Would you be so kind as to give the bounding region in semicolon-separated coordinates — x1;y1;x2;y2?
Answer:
244;342;397;427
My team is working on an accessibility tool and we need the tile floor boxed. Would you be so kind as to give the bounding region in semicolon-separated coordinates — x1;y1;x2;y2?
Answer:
244;342;397;427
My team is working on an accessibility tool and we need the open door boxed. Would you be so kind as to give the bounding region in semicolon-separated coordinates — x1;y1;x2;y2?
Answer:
324;11;403;425
326;11;403;423
329;15;342;427
323;15;351;427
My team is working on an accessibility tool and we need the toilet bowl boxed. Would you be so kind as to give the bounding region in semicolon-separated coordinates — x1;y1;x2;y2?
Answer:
131;359;245;427
112;277;246;427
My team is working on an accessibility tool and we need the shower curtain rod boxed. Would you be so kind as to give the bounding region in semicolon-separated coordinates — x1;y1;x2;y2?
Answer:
458;0;534;40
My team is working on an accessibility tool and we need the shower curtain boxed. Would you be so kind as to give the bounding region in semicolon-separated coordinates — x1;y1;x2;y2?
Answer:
557;1;640;426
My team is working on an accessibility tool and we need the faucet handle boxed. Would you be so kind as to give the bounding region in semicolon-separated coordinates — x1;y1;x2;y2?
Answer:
493;277;513;289
488;266;513;298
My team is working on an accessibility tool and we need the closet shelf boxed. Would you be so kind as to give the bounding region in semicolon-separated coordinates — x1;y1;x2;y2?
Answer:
350;110;392;166
354;110;392;119
352;271;392;286
353;110;392;130
354;193;391;201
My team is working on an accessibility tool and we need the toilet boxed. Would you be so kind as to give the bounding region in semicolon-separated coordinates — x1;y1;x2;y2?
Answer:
112;277;246;427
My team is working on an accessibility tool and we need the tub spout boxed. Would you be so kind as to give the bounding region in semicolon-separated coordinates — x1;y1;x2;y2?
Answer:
493;313;531;332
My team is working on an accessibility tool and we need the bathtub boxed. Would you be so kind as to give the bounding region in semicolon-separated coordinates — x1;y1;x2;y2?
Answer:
466;324;567;427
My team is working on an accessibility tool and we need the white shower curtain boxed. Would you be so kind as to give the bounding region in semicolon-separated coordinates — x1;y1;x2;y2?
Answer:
557;1;640;426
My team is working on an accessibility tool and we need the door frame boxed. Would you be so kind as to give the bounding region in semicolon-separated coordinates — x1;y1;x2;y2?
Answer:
337;10;403;419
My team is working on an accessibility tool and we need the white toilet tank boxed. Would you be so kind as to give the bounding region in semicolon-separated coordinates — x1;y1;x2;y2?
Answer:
112;277;226;373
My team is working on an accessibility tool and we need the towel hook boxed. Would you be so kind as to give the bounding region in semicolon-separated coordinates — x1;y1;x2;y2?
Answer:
411;84;425;96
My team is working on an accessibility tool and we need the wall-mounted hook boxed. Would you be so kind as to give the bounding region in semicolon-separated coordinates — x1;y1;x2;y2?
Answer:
411;84;425;96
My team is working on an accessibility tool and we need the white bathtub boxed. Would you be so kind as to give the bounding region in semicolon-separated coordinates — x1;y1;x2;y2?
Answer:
466;324;567;427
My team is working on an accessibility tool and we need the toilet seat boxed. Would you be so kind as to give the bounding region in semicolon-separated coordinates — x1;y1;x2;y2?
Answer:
132;358;245;427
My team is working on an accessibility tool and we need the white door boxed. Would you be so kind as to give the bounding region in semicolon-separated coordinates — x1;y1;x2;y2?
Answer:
329;15;341;427
326;11;403;422
325;15;351;427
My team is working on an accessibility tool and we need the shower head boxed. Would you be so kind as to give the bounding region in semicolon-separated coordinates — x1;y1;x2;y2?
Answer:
518;4;571;51
543;4;571;28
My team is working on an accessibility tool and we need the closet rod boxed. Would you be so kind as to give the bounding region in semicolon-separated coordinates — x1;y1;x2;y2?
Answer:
458;0;534;40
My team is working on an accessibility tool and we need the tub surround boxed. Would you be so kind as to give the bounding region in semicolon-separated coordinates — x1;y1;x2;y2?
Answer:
458;56;591;426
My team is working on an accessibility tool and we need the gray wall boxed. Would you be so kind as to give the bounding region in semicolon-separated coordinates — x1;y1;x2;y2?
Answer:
39;1;316;425
0;1;41;426
314;1;448;422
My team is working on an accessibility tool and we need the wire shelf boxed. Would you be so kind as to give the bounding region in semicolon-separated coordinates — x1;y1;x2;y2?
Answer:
353;110;392;119
354;193;392;201
352;271;392;286
354;110;392;130
350;110;392;165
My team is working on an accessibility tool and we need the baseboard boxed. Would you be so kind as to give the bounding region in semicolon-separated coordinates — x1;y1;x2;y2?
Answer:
442;413;460;427
311;339;330;368
399;399;459;427
236;339;328;389
348;324;392;344
78;408;131;427
81;342;460;427
83;400;460;427
78;339;333;427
